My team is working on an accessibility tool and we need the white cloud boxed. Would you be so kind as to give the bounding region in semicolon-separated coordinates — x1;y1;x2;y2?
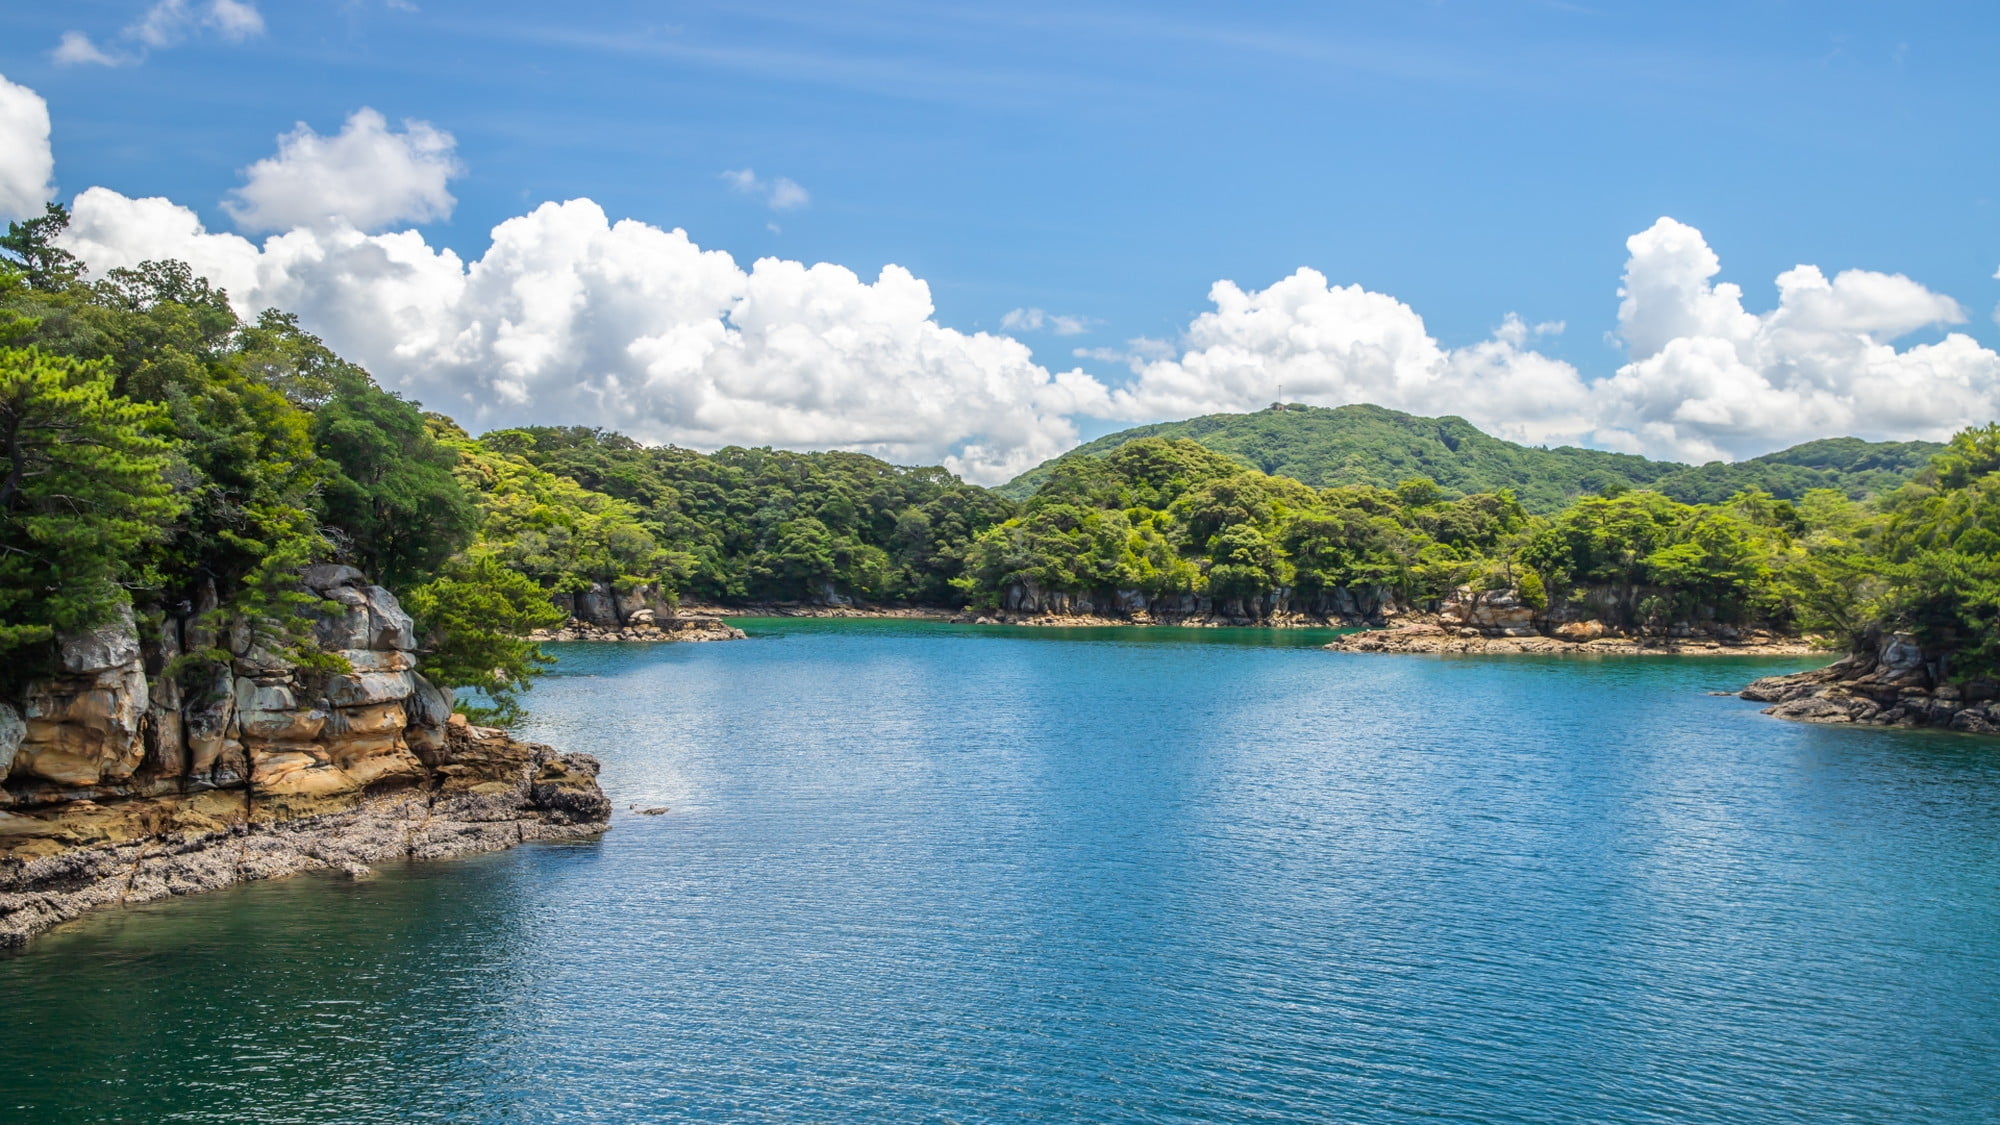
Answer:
55;0;263;67
723;168;810;211
1587;217;1997;460
0;74;54;221
1002;307;1094;336
222;109;460;233
61;191;1109;483
1101;270;1597;446
1096;222;2000;461
52;32;126;67
22;69;2000;482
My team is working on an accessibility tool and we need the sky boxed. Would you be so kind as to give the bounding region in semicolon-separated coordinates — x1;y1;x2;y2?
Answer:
1;0;1998;483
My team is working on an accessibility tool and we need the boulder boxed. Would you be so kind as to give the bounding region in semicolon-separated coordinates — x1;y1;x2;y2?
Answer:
302;564;367;592
1554;620;1607;642
56;604;141;675
1873;633;1930;688
232;677;325;743
577;584;619;628
614;585;651;623
313;587;373;650
324;670;415;708
362;586;415;651
14;655;149;787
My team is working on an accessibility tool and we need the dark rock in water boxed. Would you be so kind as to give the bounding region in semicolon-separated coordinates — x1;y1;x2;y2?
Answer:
1742;632;1996;736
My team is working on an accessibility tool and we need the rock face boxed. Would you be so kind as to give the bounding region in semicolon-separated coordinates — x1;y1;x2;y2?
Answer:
540;582;746;642
1741;632;1999;734
991;580;1404;627
1413;586;1792;647
0;567;610;947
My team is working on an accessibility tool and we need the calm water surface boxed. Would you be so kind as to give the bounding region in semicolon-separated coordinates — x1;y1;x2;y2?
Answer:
3;620;1997;1123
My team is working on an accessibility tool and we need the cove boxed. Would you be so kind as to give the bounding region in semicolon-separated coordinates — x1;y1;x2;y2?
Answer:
3;619;1997;1123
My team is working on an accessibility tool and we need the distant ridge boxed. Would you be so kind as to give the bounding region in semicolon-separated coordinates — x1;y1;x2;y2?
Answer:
1001;404;1942;512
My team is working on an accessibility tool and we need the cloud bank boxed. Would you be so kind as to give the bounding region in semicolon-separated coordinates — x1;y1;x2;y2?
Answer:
8;74;1999;482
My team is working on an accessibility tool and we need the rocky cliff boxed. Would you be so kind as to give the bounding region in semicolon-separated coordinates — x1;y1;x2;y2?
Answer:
1740;632;2000;734
537;579;747;642
992;580;1404;626
0;564;610;947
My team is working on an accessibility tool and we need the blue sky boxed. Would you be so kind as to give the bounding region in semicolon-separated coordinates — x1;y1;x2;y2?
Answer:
3;1;1998;479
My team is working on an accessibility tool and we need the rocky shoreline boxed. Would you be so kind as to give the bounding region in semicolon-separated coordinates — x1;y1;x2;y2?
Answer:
0;564;611;947
530;614;746;643
1740;633;1999;734
0;719;609;947
1327;620;1821;657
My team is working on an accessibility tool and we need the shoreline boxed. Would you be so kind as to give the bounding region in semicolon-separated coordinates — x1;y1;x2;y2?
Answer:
1324;620;1824;658
1740;636;2000;735
1;720;610;948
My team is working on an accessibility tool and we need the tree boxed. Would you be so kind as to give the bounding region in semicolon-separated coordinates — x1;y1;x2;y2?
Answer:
312;366;478;589
0;347;179;659
403;553;567;725
0;203;84;291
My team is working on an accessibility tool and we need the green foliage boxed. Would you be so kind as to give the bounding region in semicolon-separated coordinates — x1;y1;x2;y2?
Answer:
310;361;478;589
0;347;180;659
1873;425;2000;677
483;426;1013;604
440;425;682;596
1001;403;1938;513
1;203;85;291
403;554;567;725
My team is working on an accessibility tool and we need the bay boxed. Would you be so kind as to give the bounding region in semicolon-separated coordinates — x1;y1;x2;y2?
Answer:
3;619;1996;1123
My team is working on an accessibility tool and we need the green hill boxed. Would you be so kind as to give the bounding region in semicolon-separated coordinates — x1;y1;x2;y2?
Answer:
1001;404;1941;513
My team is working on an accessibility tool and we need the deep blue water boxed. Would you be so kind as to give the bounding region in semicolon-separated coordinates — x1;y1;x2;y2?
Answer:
3;619;1998;1124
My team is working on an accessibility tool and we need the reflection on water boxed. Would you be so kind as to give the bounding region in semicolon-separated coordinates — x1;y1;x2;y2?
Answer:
3;622;1997;1123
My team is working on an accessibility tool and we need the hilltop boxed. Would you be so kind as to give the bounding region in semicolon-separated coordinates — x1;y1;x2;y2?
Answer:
1001;404;1942;512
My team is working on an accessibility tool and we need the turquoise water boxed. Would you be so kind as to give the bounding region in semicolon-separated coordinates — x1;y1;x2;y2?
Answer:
3;619;1998;1123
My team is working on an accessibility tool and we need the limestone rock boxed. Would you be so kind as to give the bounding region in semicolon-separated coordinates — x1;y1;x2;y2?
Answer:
232;677;324;742
363;586;414;651
313;587;373;650
0;703;23;778
56;604;140;674
325;670;416;708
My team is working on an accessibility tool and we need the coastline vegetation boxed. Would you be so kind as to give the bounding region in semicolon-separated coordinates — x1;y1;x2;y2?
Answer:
4;209;1997;716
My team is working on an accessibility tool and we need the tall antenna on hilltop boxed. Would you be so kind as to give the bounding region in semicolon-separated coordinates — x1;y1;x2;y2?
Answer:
1274;381;1287;412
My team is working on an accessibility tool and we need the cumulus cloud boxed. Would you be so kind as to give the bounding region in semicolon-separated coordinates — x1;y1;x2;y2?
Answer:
1101;269;1598;446
1096;221;2000;461
1002;307;1094;336
55;0;264;67
1588;217;1997;460
0;74;54;221
722;168;810;211
222;109;460;233
22;68;2000;482
61;190;1109;482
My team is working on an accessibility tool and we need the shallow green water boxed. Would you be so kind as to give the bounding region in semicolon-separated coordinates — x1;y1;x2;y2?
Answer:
3;620;1996;1123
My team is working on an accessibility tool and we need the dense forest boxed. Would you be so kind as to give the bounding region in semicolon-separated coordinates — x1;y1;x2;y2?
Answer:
4;204;1998;721
1001;403;1944;512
